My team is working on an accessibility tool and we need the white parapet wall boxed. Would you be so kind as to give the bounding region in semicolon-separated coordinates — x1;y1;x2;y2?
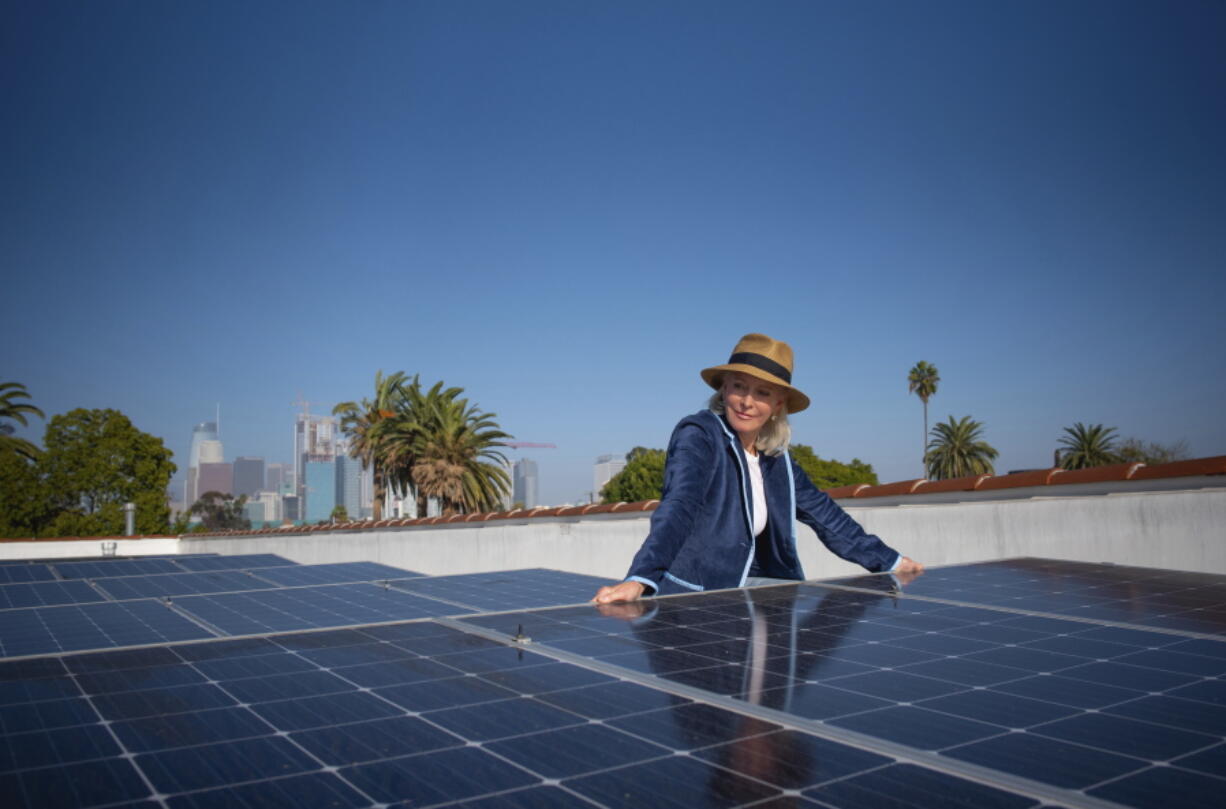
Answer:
179;485;1226;580
0;537;183;562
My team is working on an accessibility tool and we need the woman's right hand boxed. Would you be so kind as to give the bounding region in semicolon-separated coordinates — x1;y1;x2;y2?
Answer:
592;580;646;604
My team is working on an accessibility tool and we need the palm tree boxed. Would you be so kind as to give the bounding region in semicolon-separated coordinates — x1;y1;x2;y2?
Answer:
925;415;998;480
405;388;512;515
907;362;940;477
1057;423;1121;470
333;371;408;520
381;377;460;518
0;381;45;460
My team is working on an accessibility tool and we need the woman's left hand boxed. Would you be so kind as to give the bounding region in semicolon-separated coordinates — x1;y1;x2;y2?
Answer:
893;556;925;585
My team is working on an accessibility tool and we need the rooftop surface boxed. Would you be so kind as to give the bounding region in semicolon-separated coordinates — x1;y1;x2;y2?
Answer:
1;554;1223;808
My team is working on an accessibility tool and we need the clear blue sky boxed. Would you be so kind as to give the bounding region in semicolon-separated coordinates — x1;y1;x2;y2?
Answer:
4;1;1224;506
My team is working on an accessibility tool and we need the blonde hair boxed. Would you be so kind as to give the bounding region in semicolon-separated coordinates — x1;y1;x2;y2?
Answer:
707;388;791;457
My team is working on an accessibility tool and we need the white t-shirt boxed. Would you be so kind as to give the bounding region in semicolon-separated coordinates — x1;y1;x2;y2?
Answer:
745;450;767;537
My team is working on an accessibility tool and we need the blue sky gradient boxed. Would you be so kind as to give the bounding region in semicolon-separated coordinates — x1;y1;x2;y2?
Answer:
4;1;1224;505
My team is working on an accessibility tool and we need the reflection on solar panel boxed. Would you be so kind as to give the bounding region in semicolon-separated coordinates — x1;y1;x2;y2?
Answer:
1;556;1222;808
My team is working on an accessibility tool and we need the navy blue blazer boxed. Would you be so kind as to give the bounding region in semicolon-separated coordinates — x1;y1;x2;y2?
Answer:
625;410;899;596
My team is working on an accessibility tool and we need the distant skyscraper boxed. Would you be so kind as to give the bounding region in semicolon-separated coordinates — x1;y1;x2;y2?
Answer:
335;453;362;519
189;422;218;469
197;440;223;464
233;457;265;498
513;458;539;509
197;462;233;497
185;425;223;506
265;463;288;492
304;460;337;523
594;453;627;500
294;412;337;517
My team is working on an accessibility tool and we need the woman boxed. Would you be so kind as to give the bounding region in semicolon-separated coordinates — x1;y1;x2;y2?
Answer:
593;333;923;603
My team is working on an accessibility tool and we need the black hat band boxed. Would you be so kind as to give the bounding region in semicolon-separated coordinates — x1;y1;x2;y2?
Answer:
727;352;791;384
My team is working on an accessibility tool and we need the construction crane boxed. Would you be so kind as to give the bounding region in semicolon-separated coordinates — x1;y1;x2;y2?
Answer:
502;442;557;450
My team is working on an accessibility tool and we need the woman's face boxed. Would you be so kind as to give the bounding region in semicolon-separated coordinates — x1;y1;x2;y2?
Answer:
721;372;786;440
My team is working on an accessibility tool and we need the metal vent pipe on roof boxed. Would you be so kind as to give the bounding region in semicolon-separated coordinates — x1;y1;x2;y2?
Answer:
123;502;136;536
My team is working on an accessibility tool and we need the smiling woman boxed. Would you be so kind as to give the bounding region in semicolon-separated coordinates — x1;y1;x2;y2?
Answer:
593;333;923;603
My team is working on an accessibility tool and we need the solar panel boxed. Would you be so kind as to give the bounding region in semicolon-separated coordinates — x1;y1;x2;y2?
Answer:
1;556;1223;809
824;558;1226;636
169;583;457;635
387;568;611;611
0;600;218;657
51;558;184;580
90;570;279;600
0;564;57;585
249;561;423;587
170;553;294;572
0;580;106;610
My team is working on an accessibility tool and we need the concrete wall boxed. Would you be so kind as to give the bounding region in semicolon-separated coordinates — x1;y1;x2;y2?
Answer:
179;485;1226;579
0;537;180;562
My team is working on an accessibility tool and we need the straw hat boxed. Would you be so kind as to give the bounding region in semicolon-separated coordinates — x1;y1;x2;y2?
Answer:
701;333;810;414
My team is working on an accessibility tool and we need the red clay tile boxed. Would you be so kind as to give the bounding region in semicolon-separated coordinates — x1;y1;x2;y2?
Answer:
1051;463;1144;485
824;484;868;499
856;479;926;498
913;474;992;494
1131;455;1226;480
977;468;1063;490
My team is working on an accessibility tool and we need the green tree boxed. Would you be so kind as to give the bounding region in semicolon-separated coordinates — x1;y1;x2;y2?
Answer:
1116;437;1190;465
601;447;667;503
907;362;940;477
189;491;251;532
1057;423;1121;470
925;415;998;480
331;504;350;522
0;381;45;461
790;444;879;489
40;409;177;536
333;370;408;521
0;448;51;537
407;389;512;515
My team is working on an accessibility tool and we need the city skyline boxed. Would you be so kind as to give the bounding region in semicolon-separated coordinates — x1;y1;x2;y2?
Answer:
4;2;1223;507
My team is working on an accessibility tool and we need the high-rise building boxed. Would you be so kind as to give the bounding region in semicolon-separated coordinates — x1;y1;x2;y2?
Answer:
265;463;288;492
283;495;300;522
304;460;337;523
196;462;233;497
594;453;627;500
513;458;538;509
294;413;337;519
189;422;218;469
254;490;281;524
335;453;362;519
185;422;221;506
233;457;265;498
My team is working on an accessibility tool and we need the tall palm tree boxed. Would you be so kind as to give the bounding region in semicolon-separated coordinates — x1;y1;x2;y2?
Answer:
907;362;940;477
381;378;462;518
1057;423;1120;470
0;381;45;460
333;371;408;520
925;415;998;480
409;394;512;515
372;378;512;517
